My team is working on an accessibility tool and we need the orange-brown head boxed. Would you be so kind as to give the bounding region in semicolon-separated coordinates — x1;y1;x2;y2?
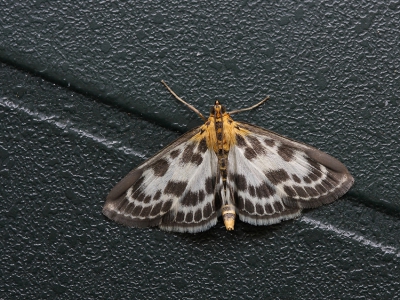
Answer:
210;100;226;118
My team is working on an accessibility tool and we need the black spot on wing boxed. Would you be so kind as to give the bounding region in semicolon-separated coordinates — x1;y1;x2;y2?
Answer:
248;185;256;197
153;190;162;200
124;202;134;214
176;211;185;222
143;195;151;204
303;176;312;184
214;193;222;210
232;174;247;191
255;184;275;198
198;190;205;203
140;206;152;217
265;169;290;185
283;185;297;198
292;174;301;183
247;135;266;155
321;179;335;190
190;153;203;166
314;183;327;194
164;180;188;197
293;186;308;198
236;194;245;210
197;138;208;153
244;147;257;160
264;139;275;147
277;146;295;162
204;177;215;194
256;204;264;215
150;202;163;216
244;199;255;214
273;201;284;212
203;203;213;218
235;134;247;148
179;141;206;166
161;200;173;212
170;149;181;159
131;188;141;199
182;191;198;206
132;205;142;215
307;172;320;182
304;186;319;197
181;190;206;207
150;159;170;177
314;169;324;178
264;203;274;214
194;209;203;222
181;143;196;164
185;212;193;222
132;190;146;202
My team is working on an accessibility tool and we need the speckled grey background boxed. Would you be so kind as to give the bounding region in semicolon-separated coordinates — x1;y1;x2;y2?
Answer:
1;1;399;299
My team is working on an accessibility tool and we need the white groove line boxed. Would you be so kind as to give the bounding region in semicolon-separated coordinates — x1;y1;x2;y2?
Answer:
0;97;146;159
301;216;400;257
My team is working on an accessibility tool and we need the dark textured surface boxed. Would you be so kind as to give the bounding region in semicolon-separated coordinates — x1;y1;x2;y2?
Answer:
1;1;399;299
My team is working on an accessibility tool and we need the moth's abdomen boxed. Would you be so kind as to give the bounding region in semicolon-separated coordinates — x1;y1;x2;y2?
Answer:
221;204;236;230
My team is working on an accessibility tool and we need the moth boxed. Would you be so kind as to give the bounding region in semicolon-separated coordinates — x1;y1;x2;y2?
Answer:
103;81;354;233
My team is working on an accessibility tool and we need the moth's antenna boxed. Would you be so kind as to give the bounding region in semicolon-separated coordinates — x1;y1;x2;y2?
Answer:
228;96;270;115
161;80;207;121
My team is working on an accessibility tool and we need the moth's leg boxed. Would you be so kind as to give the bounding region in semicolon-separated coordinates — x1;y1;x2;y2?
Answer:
161;80;206;121
228;96;270;115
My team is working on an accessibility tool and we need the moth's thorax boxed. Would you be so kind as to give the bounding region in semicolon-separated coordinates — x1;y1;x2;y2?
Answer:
192;113;249;153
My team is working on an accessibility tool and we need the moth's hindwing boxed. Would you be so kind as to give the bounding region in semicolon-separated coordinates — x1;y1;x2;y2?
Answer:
103;127;219;233
228;121;354;226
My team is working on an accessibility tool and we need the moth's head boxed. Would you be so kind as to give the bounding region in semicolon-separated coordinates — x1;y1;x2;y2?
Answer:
210;100;226;116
